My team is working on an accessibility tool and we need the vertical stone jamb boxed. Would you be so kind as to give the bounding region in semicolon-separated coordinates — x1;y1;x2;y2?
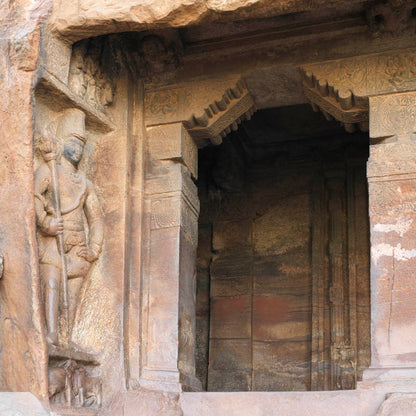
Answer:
311;175;328;390
361;90;416;390
141;122;201;392
124;77;145;388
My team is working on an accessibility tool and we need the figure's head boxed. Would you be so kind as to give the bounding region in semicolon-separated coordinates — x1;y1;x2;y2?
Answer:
63;136;85;165
57;108;87;166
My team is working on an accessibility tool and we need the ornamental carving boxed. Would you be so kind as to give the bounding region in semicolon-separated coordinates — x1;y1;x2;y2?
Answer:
300;48;416;133
145;78;256;146
68;40;114;112
35;108;104;412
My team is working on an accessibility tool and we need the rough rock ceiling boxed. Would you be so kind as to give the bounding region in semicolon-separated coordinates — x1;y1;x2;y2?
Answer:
179;2;368;52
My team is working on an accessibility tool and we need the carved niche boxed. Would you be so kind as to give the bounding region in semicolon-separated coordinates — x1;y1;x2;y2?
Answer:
35;108;104;411
68;39;115;112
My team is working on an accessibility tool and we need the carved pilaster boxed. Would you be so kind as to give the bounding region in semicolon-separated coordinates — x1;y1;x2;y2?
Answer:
360;90;416;390
311;176;329;390
141;122;201;392
326;172;355;390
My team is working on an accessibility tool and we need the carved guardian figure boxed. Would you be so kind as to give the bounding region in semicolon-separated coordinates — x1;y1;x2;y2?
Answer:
35;108;104;346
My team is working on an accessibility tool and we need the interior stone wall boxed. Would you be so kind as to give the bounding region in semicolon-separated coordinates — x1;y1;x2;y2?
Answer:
196;105;371;392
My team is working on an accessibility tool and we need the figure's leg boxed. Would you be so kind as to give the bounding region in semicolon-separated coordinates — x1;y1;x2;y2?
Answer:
40;264;60;345
66;247;91;339
67;277;84;335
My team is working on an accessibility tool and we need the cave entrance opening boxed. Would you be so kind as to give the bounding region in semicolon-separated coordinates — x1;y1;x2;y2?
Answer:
195;104;371;392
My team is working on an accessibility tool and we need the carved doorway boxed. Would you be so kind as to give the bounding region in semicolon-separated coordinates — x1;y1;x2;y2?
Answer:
195;104;371;392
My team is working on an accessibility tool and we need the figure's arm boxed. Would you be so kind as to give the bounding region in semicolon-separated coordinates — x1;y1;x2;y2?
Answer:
77;180;104;262
34;164;63;236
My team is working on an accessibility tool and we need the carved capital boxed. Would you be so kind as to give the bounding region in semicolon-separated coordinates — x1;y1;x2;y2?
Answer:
370;91;416;138
368;92;416;180
145;77;256;146
147;123;198;179
300;48;416;132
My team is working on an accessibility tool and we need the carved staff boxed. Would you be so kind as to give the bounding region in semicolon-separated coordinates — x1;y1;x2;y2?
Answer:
40;129;70;347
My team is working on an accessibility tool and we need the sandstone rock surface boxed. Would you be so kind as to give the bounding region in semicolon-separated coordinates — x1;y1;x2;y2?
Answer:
0;0;51;401
50;0;364;40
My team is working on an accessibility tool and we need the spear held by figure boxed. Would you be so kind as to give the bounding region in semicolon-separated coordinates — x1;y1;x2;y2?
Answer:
39;128;70;347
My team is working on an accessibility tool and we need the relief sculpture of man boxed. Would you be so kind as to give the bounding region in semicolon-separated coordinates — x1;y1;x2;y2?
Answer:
35;108;104;347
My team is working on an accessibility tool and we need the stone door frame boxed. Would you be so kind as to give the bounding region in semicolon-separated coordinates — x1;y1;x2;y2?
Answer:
140;47;416;393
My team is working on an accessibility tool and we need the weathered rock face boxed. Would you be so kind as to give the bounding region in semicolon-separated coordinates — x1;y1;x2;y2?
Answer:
196;105;371;391
0;393;50;416
5;0;416;412
0;0;51;402
377;393;416;416
49;0;365;40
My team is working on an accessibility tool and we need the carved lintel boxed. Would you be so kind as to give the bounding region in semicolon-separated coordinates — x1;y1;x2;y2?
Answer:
300;48;416;133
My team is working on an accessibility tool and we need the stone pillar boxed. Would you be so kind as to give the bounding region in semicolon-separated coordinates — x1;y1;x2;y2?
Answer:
141;122;201;392
361;91;416;390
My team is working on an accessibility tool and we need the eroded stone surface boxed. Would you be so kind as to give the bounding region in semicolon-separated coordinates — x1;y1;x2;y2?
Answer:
0;0;51;401
0;393;49;416
50;0;365;40
377;393;416;416
180;390;387;416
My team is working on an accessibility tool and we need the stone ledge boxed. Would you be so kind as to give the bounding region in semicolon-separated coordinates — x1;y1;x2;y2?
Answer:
35;68;115;133
179;390;389;416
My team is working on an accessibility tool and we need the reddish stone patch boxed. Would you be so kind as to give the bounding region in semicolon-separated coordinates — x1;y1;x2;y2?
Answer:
253;296;290;324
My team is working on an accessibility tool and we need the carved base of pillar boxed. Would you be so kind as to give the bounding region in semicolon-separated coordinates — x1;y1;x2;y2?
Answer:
358;368;416;391
180;373;202;392
140;369;201;393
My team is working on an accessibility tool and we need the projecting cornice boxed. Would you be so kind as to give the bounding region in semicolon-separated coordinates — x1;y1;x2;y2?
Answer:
300;48;416;133
145;76;256;146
